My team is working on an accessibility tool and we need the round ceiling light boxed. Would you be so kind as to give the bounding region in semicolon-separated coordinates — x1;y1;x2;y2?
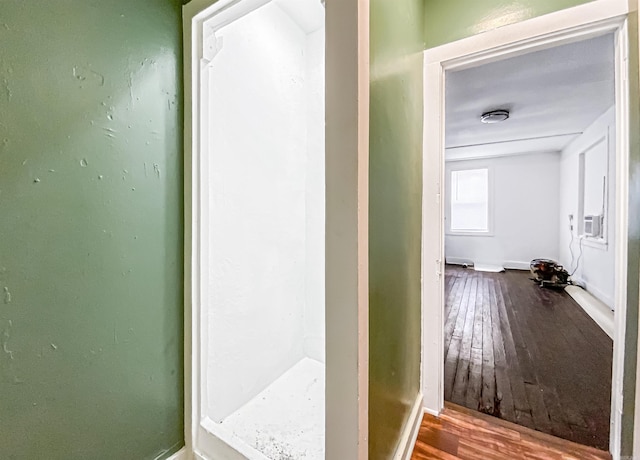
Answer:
480;109;510;124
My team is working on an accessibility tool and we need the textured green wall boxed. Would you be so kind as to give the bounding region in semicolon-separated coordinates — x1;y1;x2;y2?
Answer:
425;0;595;48
0;1;184;459
369;1;424;459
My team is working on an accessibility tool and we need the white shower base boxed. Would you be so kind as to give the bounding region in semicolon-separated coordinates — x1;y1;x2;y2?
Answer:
217;357;325;460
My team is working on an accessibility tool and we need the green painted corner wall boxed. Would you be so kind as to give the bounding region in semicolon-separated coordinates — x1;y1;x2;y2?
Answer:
369;1;424;459
0;1;184;459
424;0;596;48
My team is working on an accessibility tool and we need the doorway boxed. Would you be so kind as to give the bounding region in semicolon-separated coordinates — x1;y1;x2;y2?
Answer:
185;0;326;458
442;34;615;449
185;0;370;458
421;3;634;459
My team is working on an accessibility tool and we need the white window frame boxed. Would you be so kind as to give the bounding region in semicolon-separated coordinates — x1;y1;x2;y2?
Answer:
578;130;611;249
446;166;494;236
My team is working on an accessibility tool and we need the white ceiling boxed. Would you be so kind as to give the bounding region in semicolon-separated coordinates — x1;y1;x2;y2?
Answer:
445;34;615;161
274;0;324;34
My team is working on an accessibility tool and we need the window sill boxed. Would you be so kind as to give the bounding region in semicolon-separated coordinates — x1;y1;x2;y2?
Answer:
580;236;608;250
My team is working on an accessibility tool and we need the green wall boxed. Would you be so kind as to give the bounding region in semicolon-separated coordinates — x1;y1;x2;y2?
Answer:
0;1;184;459
425;0;595;48
369;1;424;458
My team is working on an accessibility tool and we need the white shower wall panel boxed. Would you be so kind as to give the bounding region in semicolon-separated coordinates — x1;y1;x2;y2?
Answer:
207;3;309;423
304;27;326;364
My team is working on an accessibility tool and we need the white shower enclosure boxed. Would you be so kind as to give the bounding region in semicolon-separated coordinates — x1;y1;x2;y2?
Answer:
188;0;325;458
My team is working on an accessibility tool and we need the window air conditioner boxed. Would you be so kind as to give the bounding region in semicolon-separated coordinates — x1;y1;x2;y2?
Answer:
584;215;603;238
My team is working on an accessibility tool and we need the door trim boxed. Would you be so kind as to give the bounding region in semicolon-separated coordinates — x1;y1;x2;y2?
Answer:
420;1;633;458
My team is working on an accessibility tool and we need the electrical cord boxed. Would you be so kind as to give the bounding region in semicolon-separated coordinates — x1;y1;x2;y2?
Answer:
571;236;584;277
569;224;575;274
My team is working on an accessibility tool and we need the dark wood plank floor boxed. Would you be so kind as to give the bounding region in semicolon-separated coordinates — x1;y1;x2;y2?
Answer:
410;403;612;460
444;265;613;450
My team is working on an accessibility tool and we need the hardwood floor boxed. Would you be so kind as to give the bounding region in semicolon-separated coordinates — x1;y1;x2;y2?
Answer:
410;403;612;460
443;265;612;450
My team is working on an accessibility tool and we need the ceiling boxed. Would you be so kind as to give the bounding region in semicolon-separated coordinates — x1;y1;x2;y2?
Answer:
274;0;324;34
445;33;615;161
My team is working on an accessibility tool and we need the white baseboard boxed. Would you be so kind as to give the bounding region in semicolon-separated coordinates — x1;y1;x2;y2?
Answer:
423;406;440;417
566;285;614;339
445;257;472;266
393;392;424;460
163;447;188;460
502;260;530;271
572;277;615;309
445;258;530;271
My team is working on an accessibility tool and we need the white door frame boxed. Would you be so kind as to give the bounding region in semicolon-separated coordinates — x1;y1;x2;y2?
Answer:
182;0;370;459
421;1;633;458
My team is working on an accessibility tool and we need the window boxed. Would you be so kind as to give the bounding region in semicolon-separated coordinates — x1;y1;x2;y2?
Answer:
578;134;608;242
450;168;489;233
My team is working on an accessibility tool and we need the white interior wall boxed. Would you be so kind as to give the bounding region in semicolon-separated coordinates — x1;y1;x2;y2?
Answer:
304;27;326;364
445;152;560;268
558;106;616;308
206;2;325;423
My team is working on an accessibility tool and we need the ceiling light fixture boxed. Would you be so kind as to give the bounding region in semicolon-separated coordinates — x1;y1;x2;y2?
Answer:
480;109;510;124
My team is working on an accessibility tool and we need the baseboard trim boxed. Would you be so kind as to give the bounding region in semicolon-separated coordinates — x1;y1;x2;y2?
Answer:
446;258;530;271
393;392;424;460
572;277;615;309
445;257;472;266
565;285;614;339
163;447;188;460
424;406;440;417
502;260;530;271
